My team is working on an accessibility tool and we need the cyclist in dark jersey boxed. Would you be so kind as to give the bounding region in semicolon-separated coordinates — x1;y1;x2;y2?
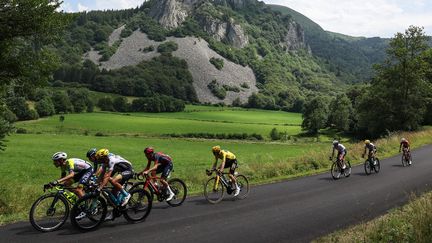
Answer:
139;147;175;201
362;140;377;164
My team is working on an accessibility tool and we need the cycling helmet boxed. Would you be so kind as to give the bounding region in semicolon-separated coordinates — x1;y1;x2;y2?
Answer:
95;148;109;159
332;140;339;146
364;140;370;145
212;145;221;154
86;148;97;158
144;147;154;155
401;138;407;142
52;152;67;161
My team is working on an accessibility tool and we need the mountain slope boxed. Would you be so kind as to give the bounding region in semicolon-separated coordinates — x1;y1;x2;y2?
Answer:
269;4;389;83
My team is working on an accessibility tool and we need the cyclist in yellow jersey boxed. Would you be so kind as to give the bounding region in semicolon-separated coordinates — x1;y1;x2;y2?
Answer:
211;146;240;196
49;152;93;198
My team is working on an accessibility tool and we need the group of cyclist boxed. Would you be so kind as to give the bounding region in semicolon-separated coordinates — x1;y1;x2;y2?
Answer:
48;137;412;211
331;137;412;170
47;147;179;214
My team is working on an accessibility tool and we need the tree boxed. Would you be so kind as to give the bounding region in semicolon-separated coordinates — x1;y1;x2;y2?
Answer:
6;96;36;121
98;97;114;111
301;95;329;134
328;94;353;132
51;91;74;113
35;97;55;117
0;0;69;149
356;26;432;136
113;96;129;112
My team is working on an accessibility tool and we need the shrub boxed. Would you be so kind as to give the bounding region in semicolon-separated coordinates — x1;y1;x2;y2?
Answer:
270;128;281;140
35;98;55;117
97;97;114;111
143;45;155;52
207;80;226;100
157;41;178;53
210;57;224;70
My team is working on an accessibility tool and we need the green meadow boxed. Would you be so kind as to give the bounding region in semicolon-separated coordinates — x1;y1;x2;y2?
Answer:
1;107;432;224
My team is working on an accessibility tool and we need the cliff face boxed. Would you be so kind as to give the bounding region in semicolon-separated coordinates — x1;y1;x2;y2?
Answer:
281;22;308;52
149;0;199;29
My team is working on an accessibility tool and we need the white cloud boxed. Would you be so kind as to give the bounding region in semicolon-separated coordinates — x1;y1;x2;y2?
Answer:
94;0;143;10
263;0;432;37
59;2;74;12
77;3;89;12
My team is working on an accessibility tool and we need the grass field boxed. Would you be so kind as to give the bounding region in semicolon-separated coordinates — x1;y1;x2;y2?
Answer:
16;110;303;138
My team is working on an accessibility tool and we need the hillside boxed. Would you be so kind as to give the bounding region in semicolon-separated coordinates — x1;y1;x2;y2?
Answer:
269;4;389;83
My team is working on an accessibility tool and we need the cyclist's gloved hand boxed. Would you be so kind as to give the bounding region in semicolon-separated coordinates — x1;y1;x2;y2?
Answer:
49;180;58;186
43;183;51;190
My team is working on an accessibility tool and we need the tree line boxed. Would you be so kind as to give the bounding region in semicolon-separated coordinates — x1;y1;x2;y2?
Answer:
301;26;432;138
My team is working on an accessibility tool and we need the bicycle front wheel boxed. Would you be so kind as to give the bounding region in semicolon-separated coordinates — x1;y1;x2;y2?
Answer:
330;162;341;180
167;178;187;207
402;154;408;167
29;194;69;232
70;194;106;231
204;177;225;204
235;175;249;200
364;160;372;175
344;161;352;177
123;189;152;222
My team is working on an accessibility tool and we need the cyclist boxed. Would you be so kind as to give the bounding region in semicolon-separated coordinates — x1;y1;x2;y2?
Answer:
139;147;175;201
211;145;240;197
49;152;93;198
86;148;99;174
95;149;132;207
362;140;377;165
331;140;347;169
399;138;412;165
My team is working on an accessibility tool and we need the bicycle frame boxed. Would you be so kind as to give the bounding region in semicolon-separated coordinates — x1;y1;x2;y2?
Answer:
213;172;231;191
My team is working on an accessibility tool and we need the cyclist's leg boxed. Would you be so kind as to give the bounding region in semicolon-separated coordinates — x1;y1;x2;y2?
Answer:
76;169;92;198
159;163;173;189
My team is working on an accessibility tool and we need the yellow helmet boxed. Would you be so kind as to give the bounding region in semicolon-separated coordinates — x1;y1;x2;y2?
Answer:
212;146;221;154
364;140;370;144
96;148;109;159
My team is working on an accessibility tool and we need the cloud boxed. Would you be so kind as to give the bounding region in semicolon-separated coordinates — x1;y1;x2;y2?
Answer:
77;3;89;12
263;0;432;37
94;0;143;10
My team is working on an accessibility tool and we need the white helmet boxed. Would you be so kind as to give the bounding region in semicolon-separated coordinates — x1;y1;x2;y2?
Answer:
401;138;406;142
52;152;67;161
332;140;339;146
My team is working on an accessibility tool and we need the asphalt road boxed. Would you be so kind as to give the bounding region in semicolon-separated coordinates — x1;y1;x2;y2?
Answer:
1;145;431;243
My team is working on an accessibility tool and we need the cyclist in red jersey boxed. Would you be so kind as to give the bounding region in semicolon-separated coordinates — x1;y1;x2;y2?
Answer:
399;138;412;165
139;147;175;201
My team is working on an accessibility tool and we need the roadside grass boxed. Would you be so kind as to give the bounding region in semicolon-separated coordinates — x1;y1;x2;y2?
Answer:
315;191;432;243
1;128;432;225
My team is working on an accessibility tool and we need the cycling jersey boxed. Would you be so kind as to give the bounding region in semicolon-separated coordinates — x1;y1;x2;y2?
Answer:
61;158;92;174
365;143;376;152
102;153;132;172
334;144;346;154
401;141;410;148
215;150;236;163
152;152;172;166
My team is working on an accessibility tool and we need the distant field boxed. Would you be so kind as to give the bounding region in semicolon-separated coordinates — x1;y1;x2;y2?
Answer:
16;108;303;138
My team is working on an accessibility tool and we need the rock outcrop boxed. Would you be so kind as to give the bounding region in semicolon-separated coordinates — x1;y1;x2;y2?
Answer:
281;22;308;52
149;0;200;29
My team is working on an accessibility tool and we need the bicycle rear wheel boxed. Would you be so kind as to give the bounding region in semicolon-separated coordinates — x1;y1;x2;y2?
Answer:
330;162;341;180
123;189;152;222
167;178;187;207
204;177;225;204
373;158;380;173
344;161;352;177
364;160;372;175
29;194;69;232
235;175;249;200
70;194;106;231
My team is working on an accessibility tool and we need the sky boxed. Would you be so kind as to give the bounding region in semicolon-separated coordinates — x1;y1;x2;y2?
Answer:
61;0;432;38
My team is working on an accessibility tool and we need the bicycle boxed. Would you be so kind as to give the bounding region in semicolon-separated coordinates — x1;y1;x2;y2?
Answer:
204;169;249;204
29;184;79;232
330;157;351;180
70;185;152;231
401;148;412;167
130;173;187;207
364;154;380;175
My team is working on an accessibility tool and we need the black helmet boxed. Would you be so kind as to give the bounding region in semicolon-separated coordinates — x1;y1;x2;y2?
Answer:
86;148;97;158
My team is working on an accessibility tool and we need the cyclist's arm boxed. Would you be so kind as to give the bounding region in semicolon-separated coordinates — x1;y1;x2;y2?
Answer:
139;160;152;174
331;148;335;158
399;143;402;151
98;169;113;190
95;166;103;177
58;171;75;183
219;153;227;171
146;161;159;173
212;156;218;170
